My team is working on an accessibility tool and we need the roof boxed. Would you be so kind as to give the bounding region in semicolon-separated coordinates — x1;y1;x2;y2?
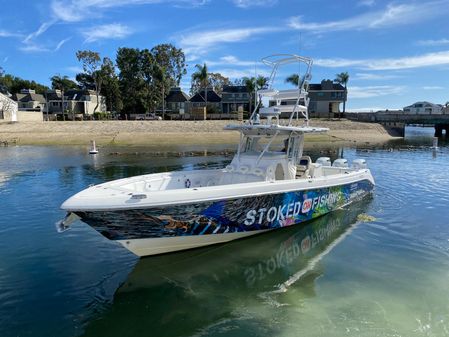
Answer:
65;89;95;101
165;87;190;102
222;85;249;93
189;89;221;103
46;91;62;100
308;83;345;91
404;101;442;108
46;89;97;101
12;92;45;103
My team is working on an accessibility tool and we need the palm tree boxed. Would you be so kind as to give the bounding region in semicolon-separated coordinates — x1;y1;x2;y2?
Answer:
256;75;269;90
285;74;300;87
335;72;349;118
242;77;256;114
192;63;209;111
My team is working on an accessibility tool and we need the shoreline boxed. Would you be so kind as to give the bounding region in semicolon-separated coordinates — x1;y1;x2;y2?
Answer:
0;119;399;148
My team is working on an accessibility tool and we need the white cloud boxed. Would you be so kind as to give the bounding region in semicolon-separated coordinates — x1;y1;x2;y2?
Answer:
23;21;55;43
206;55;257;67
0;30;23;38
315;50;449;70
179;26;280;56
51;0;208;22
422;86;445;90
19;37;71;53
54;37;70;51
19;44;51;53
231;0;277;8
353;72;400;80
288;2;447;33
417;38;449;46
82;23;133;43
349;85;405;99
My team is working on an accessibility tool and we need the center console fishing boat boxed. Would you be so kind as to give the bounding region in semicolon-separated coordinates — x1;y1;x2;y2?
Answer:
60;54;375;257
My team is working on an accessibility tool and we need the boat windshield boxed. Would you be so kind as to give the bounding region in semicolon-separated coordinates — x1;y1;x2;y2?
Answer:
241;135;290;155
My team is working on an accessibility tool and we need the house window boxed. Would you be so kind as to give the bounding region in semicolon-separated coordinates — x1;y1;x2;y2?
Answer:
0;109;4;119
317;92;324;97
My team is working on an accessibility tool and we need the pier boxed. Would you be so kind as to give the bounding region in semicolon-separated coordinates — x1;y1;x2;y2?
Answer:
346;112;449;137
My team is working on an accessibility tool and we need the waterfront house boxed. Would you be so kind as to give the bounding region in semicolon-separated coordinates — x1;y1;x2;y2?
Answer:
221;85;250;113
189;87;222;113
403;102;443;114
12;89;46;112
46;89;106;118
308;80;346;118
165;87;190;117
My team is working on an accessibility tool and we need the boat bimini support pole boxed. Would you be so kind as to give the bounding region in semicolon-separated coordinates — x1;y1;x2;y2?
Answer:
256;131;279;165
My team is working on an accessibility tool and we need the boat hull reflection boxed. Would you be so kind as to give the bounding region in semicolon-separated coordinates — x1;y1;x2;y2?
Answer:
82;198;372;337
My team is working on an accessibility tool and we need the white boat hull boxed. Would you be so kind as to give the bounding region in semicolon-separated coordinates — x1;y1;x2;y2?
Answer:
117;229;271;256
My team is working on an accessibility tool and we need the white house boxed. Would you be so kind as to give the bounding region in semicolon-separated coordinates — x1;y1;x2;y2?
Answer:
403;101;443;114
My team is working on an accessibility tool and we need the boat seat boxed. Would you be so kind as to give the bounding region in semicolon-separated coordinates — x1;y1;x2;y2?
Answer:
296;156;311;178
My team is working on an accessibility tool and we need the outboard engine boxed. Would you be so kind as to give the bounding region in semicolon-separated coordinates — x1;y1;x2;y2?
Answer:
332;159;348;168
352;159;367;170
316;157;331;166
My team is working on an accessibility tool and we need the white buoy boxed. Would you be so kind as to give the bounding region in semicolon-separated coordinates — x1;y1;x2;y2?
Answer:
432;137;438;149
89;140;99;154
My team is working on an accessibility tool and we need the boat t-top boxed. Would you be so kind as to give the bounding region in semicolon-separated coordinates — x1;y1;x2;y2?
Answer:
60;54;375;257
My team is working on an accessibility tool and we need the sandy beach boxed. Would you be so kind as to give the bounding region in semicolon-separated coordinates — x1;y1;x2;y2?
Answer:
0;119;398;148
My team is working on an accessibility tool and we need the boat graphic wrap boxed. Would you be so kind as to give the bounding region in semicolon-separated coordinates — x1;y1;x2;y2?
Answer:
76;180;373;240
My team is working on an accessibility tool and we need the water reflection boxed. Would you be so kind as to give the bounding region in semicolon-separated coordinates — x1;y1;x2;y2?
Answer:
82;198;371;337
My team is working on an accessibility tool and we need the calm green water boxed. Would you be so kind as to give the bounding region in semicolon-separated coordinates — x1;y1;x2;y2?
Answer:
1;127;449;337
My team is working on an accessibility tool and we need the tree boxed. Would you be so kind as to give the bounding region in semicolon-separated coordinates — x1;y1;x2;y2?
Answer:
50;75;77;91
0;66;8;95
256;75;269;90
285;74;300;87
151;44;186;118
51;74;77;120
151;44;186;86
100;57;122;113
208;73;230;95
191;63;209;110
241;77;256;114
116;47;146;116
153;63;167;119
0;72;48;95
75;73;95;90
335;72;349;118
140;48;160;114
190;71;229;96
76;50;103;114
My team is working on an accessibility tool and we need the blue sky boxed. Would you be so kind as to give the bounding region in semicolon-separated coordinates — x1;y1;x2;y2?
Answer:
1;0;449;111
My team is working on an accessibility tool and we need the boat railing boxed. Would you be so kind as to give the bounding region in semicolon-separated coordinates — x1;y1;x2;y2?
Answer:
249;54;313;127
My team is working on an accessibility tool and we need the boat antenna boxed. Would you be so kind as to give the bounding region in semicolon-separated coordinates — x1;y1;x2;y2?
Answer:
254;60;257;115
